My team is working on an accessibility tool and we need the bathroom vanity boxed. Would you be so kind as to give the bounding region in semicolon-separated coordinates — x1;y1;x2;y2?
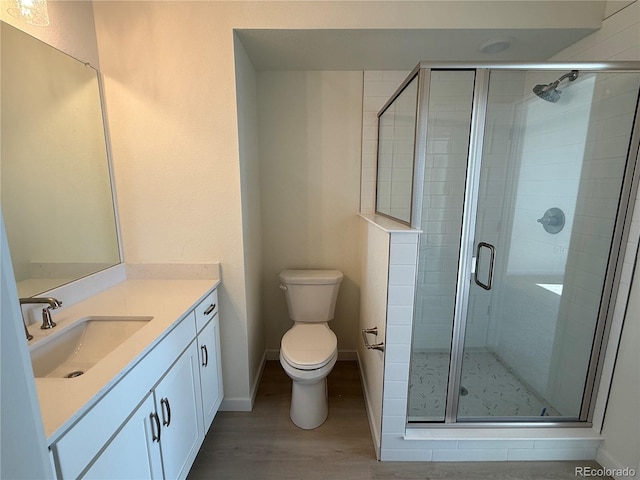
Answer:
28;273;222;479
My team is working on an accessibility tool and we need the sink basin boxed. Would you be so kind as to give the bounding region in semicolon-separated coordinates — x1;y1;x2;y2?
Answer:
30;316;153;379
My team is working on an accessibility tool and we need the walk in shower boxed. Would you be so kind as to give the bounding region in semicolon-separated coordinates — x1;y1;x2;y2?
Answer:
375;63;640;424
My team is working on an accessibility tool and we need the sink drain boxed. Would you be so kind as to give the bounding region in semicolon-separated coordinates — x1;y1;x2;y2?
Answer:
65;370;84;378
460;386;469;396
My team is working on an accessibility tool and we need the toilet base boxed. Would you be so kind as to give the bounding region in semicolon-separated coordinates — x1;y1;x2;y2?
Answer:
290;377;328;430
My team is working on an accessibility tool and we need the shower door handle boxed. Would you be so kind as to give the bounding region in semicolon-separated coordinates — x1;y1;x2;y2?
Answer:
474;242;495;291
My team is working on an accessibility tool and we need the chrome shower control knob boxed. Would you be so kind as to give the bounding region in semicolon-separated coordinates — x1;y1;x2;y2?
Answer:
537;207;565;234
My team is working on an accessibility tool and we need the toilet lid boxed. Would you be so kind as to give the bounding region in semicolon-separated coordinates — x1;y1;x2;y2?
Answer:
281;324;337;370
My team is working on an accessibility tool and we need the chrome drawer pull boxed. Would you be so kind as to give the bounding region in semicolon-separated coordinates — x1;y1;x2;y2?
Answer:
150;412;161;443
201;344;209;367
160;398;171;427
204;304;216;315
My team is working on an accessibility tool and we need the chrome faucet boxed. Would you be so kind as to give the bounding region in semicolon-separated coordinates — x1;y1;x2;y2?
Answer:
19;297;63;333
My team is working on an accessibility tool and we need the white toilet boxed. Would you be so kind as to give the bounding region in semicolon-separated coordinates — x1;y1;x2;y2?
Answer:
279;269;343;429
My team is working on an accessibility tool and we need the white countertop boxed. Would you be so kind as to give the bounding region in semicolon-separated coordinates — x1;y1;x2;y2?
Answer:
359;213;422;233
29;276;220;441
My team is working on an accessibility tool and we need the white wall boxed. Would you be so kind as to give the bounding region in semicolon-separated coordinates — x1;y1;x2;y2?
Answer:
358;218;391;456
550;0;640;475
92;1;254;407
256;71;363;353
233;35;265;404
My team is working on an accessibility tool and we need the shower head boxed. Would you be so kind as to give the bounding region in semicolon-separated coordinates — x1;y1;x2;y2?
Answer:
532;70;579;103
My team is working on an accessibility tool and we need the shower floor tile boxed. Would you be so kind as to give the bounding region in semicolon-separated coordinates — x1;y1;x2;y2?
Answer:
409;350;560;420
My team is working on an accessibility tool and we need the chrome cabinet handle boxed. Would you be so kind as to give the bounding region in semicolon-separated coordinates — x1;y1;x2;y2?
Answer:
150;412;161;443
474;242;495;291
160;398;171;427
201;344;209;367
361;327;385;352
204;304;216;315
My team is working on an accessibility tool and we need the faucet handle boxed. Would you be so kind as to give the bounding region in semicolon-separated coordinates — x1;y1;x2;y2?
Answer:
41;306;57;330
18;297;62;330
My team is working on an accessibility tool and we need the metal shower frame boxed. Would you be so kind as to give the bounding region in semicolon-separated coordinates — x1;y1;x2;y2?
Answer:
377;61;640;427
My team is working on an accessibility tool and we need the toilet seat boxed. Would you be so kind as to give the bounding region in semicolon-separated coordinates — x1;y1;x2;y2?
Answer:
281;324;337;370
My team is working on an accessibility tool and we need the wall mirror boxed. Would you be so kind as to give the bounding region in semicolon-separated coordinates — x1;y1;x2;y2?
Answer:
375;73;419;225
1;21;120;298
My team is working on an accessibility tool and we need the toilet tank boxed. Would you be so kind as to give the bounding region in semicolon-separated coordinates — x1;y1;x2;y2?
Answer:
279;270;343;323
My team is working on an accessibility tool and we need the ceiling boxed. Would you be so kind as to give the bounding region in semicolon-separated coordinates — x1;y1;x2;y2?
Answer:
235;0;637;71
236;27;598;71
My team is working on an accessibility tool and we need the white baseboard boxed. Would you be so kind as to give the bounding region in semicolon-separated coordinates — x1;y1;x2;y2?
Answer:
220;352;267;412
222;350;359;412
338;350;358;361
219;397;253;411
250;351;267;407
265;349;280;361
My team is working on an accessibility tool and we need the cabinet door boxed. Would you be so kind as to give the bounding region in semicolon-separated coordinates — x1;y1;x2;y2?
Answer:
80;395;162;480
198;316;223;430
155;341;204;480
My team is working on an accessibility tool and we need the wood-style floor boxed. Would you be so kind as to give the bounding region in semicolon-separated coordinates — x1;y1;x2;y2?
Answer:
188;361;611;479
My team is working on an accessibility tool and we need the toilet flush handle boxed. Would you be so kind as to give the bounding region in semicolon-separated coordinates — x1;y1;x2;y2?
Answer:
279;284;288;291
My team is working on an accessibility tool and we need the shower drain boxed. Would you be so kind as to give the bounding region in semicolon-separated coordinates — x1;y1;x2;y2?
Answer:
65;370;84;378
460;386;469;396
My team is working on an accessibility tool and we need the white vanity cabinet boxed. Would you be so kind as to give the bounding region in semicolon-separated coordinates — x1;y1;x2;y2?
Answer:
49;285;222;480
81;342;204;480
150;340;204;479
81;394;162;479
198;315;223;430
195;288;223;431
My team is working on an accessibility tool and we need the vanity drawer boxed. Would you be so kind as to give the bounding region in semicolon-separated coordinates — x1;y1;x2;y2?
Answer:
194;288;218;333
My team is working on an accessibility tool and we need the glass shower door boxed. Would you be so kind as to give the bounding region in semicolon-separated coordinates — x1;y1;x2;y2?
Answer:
408;69;476;421
456;70;640;421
